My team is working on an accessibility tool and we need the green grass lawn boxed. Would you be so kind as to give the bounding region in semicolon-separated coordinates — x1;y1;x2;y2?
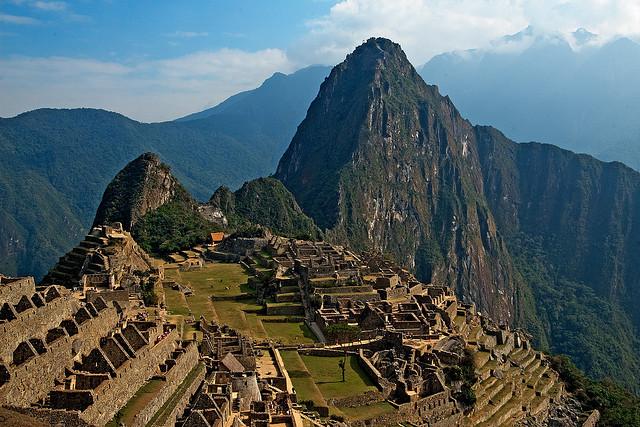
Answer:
163;262;250;322
280;350;327;405
163;285;189;316
261;321;316;344
300;354;378;399
165;262;250;298
338;401;395;420
281;351;387;421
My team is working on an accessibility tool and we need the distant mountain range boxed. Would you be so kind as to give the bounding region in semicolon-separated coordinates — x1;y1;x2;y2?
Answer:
420;27;640;170
0;65;329;279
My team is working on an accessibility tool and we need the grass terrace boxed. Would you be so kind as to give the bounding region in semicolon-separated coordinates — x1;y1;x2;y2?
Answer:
106;379;165;426
281;351;389;421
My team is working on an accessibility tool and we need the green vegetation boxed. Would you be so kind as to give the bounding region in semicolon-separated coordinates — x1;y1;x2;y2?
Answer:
551;355;640;426
106;379;164;426
280;351;326;405
163;263;249;321
508;232;640;393
0;66;329;279
281;351;386;421
210;177;321;240
165;262;250;298
133;199;216;256
299;354;377;399
338;402;395;420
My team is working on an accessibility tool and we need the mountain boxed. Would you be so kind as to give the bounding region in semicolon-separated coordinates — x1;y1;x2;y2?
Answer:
208;177;321;240
0;66;329;280
91;152;215;257
92;152;193;230
276;38;522;324
420;29;640;171
476;129;640;387
276;37;640;391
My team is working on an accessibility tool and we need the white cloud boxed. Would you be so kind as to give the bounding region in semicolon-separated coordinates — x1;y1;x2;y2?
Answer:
3;0;640;121
167;31;209;38
0;12;39;24
32;1;67;11
290;0;640;65
0;49;295;122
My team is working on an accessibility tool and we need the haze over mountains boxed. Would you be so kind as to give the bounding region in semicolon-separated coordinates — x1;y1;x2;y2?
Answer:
420;27;640;170
0;65;328;279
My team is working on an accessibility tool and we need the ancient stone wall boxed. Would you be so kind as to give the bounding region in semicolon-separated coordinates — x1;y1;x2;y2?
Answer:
130;343;199;427
78;328;180;426
4;406;92;427
0;276;36;305
0;303;119;407
0;286;79;363
151;364;206;427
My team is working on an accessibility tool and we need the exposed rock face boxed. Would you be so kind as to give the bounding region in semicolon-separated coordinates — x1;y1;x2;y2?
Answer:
276;38;520;324
276;37;640;390
92;152;189;231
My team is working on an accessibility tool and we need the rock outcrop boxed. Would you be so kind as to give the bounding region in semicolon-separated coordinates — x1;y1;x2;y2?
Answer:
92;152;190;231
275;37;640;390
276;38;520;324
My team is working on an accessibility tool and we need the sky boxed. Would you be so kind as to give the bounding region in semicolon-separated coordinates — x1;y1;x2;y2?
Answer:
1;0;640;122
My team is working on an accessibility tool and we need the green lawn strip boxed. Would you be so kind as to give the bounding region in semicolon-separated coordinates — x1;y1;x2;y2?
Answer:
163;285;189;317
300;355;377;399
261;321;316;344
280;351;327;406
107;379;165;426
171;263;250;297
337;401;395;421
146;363;204;427
211;299;268;338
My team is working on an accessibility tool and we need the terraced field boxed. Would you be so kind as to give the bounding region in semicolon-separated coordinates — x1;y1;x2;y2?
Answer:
280;351;390;421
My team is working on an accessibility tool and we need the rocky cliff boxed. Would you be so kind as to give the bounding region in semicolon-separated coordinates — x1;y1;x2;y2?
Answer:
92;152;190;230
92;153;215;256
276;37;640;390
476;126;640;389
276;38;520;324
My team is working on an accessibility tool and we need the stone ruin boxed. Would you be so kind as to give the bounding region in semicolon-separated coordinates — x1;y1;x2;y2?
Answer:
42;223;160;293
179;320;300;427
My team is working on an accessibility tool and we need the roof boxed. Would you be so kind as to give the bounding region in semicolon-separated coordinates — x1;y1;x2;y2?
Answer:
210;232;225;243
221;352;244;373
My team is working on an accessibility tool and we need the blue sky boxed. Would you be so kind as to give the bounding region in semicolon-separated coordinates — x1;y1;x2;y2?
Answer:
1;0;639;121
0;1;336;61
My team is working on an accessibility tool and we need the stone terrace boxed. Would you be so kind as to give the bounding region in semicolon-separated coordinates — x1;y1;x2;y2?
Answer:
0;278;120;407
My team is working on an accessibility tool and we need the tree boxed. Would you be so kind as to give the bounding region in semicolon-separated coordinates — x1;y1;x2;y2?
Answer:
338;357;346;382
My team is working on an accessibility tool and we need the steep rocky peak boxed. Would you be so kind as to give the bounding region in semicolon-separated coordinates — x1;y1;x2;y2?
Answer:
92;152;190;231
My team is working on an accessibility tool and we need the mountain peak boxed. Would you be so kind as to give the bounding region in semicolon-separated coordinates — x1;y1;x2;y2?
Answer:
92;152;190;230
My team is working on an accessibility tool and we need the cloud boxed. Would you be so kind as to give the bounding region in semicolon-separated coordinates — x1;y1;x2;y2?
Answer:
32;1;67;11
167;31;209;38
0;48;295;122
290;0;640;65
0;12;39;24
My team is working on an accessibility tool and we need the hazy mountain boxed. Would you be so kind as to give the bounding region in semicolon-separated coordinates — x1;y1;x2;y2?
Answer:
420;29;640;171
276;37;640;391
0;66;329;280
